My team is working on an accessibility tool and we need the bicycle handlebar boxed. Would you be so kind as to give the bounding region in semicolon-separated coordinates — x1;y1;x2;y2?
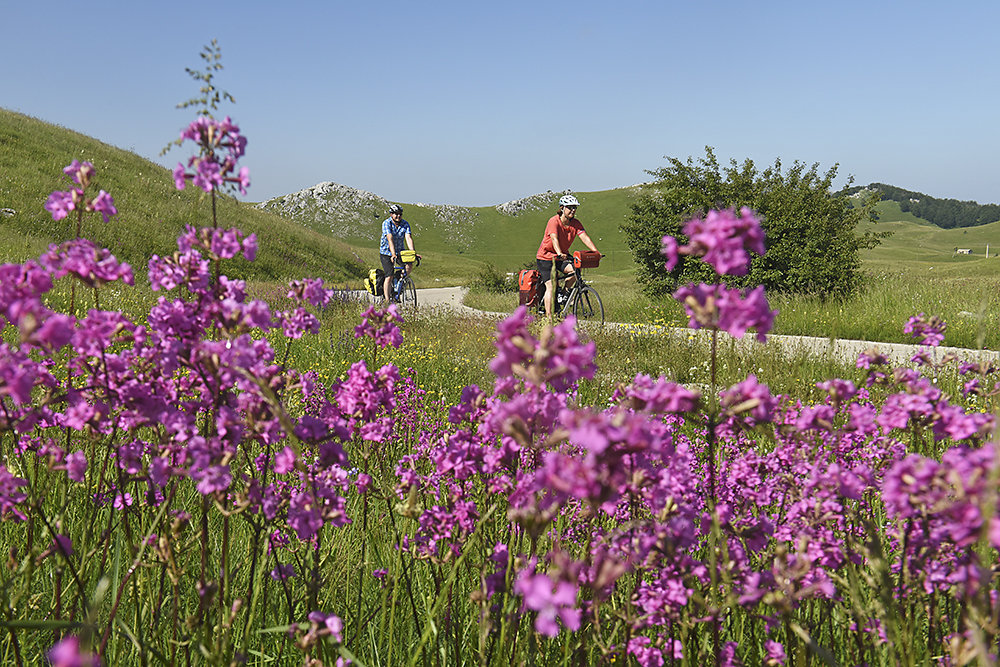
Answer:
393;254;421;269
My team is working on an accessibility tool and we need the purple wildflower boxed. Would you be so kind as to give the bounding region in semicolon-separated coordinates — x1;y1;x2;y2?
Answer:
663;207;766;276
173;116;250;194
0;466;28;521
514;570;581;637
354;304;404;348
191;464;232;495
617;373;700;413
306;611;343;642
720;374;776;424
674;283;776;341
45;189;78;221
47;636;100;667
273;446;296;474
65;450;87;482
86;190;117;222
904;312;946;347
41;239;133;288
489;306;535;379
628;636;665;667
288;278;334;309
288;491;324;540
765;640;786;665
63;160;95;187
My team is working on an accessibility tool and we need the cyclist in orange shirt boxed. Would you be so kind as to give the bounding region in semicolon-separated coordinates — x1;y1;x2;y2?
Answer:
535;194;600;317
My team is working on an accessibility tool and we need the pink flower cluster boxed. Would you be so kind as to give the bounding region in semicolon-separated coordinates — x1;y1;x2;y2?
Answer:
172;116;250;194
380;299;1000;662
45;160;118;223
904;312;947;347
354;303;404;348
674;283;776;342
664;208;777;341
663;206;765;276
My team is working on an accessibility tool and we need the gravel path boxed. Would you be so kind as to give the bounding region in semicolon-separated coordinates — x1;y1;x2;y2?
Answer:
403;287;1000;367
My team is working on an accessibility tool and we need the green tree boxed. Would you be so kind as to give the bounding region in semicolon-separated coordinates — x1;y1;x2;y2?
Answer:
622;147;884;298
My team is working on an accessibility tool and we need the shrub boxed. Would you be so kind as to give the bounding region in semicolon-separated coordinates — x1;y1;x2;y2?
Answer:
471;261;516;293
622;147;885;298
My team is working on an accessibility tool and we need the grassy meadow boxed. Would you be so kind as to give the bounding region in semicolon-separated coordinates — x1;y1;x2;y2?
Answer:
4;105;1000;666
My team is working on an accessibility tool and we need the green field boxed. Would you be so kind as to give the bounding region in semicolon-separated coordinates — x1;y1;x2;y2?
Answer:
6;106;1000;350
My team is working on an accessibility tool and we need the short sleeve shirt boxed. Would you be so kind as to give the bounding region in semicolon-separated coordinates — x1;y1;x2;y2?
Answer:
380;217;411;256
536;215;585;261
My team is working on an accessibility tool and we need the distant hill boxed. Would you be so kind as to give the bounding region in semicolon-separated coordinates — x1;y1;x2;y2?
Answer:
0;109;366;284
858;210;1000;276
847;183;1000;230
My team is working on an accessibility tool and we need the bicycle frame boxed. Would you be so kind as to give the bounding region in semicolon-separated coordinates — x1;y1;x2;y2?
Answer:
561;267;587;312
546;264;585;314
389;256;419;305
541;259;603;325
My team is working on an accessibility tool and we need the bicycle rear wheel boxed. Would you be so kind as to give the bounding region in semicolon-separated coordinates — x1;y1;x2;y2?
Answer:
398;276;417;307
572;286;604;325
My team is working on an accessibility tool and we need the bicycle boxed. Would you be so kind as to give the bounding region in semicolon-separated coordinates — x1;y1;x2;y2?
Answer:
389;252;420;307
536;250;604;325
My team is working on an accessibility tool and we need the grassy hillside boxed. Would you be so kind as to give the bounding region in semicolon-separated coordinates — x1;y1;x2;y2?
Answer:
860;200;1000;275
259;184;646;279
0;109;366;284
871;200;934;226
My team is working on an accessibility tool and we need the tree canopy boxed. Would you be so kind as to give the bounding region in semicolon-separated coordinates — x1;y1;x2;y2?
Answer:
622;148;883;298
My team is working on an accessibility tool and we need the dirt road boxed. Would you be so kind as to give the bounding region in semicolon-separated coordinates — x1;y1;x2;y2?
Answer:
403;287;1000;367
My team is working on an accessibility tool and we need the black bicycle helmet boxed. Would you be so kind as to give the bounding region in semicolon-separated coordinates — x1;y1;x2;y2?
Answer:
389;204;403;215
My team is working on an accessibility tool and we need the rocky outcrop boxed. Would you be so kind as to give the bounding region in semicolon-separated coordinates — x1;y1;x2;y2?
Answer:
258;182;481;247
430;204;476;246
256;182;389;241
495;190;565;216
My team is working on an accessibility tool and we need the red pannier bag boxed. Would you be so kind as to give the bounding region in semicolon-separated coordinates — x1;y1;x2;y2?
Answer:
518;269;540;306
573;250;601;269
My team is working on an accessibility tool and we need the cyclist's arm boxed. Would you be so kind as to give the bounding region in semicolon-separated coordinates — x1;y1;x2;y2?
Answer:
577;230;599;254
404;233;414;252
385;232;397;259
549;232;564;257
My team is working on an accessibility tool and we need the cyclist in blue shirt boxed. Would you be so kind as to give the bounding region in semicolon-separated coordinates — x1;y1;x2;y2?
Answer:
379;204;416;302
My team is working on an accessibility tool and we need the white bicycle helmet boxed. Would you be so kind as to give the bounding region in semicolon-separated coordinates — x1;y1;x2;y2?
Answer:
389;204;403;215
559;195;580;207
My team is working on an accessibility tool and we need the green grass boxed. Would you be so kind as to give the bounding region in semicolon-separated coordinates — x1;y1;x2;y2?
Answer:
5;104;1000;666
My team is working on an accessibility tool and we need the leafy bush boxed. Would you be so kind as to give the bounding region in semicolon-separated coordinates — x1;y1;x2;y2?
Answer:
471;262;516;293
622;147;885;298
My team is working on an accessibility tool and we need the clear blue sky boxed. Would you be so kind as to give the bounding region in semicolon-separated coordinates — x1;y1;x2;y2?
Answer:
4;0;999;207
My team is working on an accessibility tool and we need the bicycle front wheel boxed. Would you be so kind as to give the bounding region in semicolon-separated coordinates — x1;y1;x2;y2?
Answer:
398;276;417;308
572;286;604;325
